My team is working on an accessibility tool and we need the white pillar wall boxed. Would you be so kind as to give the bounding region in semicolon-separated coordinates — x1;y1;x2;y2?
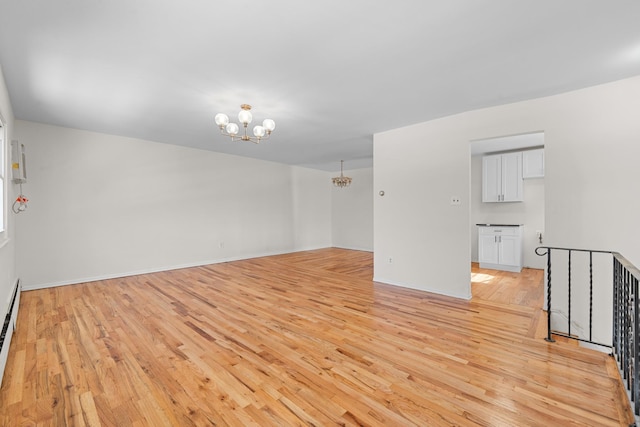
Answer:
374;75;640;327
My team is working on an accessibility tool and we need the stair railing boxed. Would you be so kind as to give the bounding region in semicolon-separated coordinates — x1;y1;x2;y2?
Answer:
536;246;640;423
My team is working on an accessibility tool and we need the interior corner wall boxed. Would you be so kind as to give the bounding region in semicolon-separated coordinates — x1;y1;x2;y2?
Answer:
0;66;16;319
291;166;332;250
14;120;332;289
373;75;640;301
470;155;545;269
0;66;17;387
331;167;373;252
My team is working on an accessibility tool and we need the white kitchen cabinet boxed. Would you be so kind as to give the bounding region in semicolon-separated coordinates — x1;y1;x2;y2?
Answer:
482;152;523;202
477;225;523;272
522;148;545;178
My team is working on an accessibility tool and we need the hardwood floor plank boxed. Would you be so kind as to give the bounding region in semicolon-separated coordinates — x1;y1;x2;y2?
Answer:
0;249;633;426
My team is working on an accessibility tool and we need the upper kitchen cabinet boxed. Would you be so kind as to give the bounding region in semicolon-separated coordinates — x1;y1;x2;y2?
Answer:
482;152;523;202
522;148;545;178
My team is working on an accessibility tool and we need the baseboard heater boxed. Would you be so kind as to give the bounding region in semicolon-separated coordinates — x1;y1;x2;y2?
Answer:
0;279;21;387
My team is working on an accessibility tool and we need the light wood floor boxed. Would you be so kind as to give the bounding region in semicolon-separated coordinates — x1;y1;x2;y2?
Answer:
0;249;633;426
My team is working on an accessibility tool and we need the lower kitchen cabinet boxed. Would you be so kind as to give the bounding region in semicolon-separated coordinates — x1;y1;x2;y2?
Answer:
477;225;523;272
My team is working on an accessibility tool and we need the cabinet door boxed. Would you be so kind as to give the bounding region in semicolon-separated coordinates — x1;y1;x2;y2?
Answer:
501;152;523;202
498;234;521;267
523;149;544;178
482;154;501;202
479;234;499;264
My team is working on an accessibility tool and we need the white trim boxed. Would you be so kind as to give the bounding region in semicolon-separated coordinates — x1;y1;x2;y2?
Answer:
579;341;611;354
21;246;332;291
332;245;373;253
373;276;472;300
478;262;522;273
0;117;6;236
0;237;8;250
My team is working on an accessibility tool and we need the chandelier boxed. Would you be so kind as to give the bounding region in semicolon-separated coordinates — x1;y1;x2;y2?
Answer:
332;160;352;188
214;104;275;144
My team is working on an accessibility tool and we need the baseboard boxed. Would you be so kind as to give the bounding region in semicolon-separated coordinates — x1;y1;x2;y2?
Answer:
373;276;472;300
21;246;332;291
478;262;522;273
332;245;373;252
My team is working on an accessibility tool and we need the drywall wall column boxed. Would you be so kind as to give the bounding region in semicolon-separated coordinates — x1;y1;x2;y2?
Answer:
374;119;472;299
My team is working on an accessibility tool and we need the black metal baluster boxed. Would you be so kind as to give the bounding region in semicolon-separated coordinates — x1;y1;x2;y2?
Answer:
568;249;572;337
628;269;634;402
589;251;593;342
614;258;620;358
545;249;554;342
625;269;630;383
634;275;640;416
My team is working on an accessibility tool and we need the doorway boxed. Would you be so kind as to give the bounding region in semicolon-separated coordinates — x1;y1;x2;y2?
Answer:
469;132;546;302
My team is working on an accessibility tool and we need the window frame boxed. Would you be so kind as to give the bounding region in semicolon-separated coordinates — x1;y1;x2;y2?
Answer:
0;116;6;237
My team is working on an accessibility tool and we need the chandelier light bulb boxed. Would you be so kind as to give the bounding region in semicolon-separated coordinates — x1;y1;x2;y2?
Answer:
215;104;275;144
226;122;239;136
238;109;252;125
253;125;266;138
214;113;229;128
263;119;275;132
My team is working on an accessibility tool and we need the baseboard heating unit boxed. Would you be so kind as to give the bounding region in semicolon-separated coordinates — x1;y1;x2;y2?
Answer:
0;279;21;386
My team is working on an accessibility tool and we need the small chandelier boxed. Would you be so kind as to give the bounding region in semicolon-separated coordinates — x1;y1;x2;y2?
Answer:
332;160;352;188
214;104;275;144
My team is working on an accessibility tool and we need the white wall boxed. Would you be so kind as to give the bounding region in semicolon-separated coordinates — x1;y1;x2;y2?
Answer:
0;66;17;386
0;66;16;322
374;75;640;306
374;121;472;299
292;165;332;250
14;121;331;289
331;167;373;251
470;154;545;269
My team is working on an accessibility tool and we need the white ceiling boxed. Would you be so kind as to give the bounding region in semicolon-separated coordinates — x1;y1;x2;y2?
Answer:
0;1;639;171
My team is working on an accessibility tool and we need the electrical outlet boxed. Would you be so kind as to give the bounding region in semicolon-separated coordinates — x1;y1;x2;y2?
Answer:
388;257;393;264
219;241;225;248
450;196;461;205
